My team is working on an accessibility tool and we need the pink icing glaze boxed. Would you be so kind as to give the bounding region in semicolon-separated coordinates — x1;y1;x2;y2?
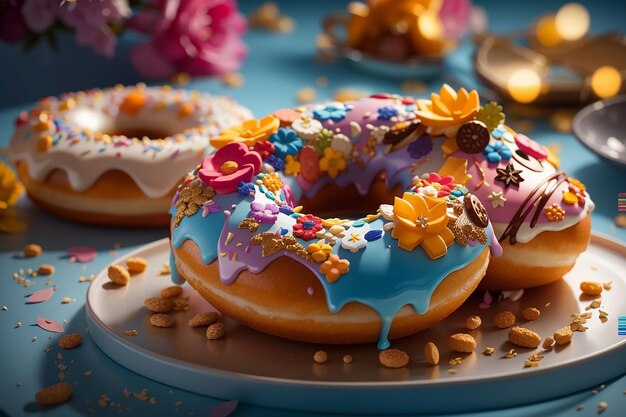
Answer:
199;142;262;194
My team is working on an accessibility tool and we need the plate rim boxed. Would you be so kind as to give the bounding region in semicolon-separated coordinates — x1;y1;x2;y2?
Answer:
86;233;626;389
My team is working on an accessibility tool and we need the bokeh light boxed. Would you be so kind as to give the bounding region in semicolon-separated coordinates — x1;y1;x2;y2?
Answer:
418;9;443;41
555;3;590;41
590;66;622;98
507;68;542;103
535;15;562;47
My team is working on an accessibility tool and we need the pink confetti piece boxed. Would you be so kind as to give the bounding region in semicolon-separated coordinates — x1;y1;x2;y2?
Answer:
478;291;493;309
209;400;238;417
36;317;64;333
68;246;97;263
26;288;54;304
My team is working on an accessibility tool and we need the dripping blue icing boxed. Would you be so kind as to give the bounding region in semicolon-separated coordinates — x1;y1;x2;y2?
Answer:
170;183;494;350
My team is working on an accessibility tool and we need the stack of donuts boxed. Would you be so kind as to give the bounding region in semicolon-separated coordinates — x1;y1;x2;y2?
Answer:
169;84;594;348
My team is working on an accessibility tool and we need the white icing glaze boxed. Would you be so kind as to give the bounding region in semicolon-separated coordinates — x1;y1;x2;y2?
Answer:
9;85;252;198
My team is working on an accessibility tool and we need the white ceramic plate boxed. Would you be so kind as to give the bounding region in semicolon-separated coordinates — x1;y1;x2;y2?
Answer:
86;234;626;414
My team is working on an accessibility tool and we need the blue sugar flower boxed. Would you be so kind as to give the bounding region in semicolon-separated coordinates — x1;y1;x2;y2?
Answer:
237;181;255;197
484;141;512;163
266;154;285;171
491;125;514;142
407;135;433;159
377;106;398;120
313;103;348;122
269;128;303;158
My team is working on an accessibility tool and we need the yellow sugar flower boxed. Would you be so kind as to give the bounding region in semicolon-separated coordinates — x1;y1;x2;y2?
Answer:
210;116;279;149
307;241;333;262
391;192;454;259
319;147;347;178
262;172;283;193
0;162;24;210
415;84;480;127
0;162;26;234
284;155;301;176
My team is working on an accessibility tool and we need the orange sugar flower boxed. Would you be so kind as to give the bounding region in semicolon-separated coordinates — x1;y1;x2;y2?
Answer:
391;192;454;259
415;84;480;127
319;254;350;283
210;115;280;149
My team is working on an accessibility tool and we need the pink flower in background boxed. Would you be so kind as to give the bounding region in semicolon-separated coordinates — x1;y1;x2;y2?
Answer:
21;0;56;33
58;0;131;57
0;1;28;43
130;0;247;80
439;0;472;39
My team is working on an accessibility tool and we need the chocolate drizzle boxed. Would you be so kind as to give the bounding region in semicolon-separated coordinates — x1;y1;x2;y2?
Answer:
500;172;568;245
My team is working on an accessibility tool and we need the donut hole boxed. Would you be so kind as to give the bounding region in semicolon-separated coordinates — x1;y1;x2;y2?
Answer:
67;107;202;140
298;172;405;218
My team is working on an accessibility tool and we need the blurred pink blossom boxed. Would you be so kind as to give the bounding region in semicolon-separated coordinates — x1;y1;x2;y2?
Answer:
0;0;28;43
21;0;57;33
439;0;472;39
130;0;247;80
58;0;131;57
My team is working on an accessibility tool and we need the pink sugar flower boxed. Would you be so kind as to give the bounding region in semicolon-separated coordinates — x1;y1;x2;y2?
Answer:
198;143;262;194
130;0;247;80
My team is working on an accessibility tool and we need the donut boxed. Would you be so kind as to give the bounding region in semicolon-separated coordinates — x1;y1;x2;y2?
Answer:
8;84;252;227
169;113;501;349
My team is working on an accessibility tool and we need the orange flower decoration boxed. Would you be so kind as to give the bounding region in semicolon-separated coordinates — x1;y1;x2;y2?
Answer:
391;192;454;259
319;254;350;283
210;116;280;149
415;84;480;127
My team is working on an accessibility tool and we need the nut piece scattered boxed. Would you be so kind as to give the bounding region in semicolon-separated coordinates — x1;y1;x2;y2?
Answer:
580;281;602;296
522;307;540;321
508;327;541;348
188;312;219;328
342;354;353;364
449;333;476;353
424;342;440;365
483;347;495;356
494;311;516;328
379;348;410;368
35;383;72;406
150;314;174;328
58;333;82;349
126;257;148;274
206;322;225;340
313;350;328;364
108;264;130;286
144;297;174;313
38;264;55;276
160;286;183;299
23;244;42;258
554;326;573;345
465;315;482;330
543;336;555;349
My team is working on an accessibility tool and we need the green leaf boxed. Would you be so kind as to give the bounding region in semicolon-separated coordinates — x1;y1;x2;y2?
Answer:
45;29;58;51
22;32;43;53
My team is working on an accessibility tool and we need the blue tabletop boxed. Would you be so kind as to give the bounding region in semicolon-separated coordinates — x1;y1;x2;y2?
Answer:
1;1;625;416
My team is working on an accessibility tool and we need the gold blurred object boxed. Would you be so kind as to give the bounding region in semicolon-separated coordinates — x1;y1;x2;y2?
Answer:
344;0;452;61
248;2;295;34
475;2;626;106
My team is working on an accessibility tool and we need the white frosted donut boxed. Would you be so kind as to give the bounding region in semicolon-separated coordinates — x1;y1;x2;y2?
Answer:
9;84;252;226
